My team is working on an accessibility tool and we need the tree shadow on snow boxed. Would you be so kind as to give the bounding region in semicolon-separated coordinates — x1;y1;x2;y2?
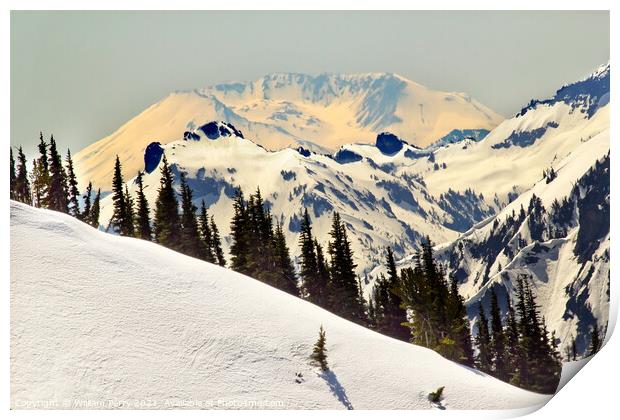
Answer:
319;370;354;410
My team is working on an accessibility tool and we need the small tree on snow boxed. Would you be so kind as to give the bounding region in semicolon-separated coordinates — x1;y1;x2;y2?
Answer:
311;325;328;371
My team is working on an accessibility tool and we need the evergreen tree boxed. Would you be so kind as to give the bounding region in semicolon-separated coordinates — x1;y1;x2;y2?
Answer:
397;237;464;355
65;149;80;217
10;147;16;200
45;135;68;212
511;275;562;393
108;156;131;235
315;239;330;297
178;173;203;257
153;155;181;249
30;159;44;207
37;132;49;174
367;295;377;329
134;172;152;240
14;147;31;204
374;247;409;341
81;181;93;224
475;303;492;374
299;208;329;306
571;336;578;361
124;184;136;237
90;188;101;228
272;221;299;296
246;188;275;280
198;200;216;263
299;208;323;304
311;325;328;371
446;275;475;366
33;132;51;207
398;253;434;348
229;187;251;274
505;295;521;379
588;323;602;356
489;288;508;380
327;212;364;322
210;216;226;267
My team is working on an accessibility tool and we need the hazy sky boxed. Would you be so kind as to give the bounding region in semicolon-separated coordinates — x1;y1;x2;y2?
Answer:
11;11;609;157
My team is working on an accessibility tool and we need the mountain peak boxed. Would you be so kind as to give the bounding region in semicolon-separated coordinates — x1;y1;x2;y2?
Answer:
183;121;244;141
75;71;504;189
516;62;610;118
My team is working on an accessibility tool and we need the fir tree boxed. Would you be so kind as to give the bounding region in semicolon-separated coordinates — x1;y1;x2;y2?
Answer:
311;325;328;371
475;303;492;374
108;156;131;235
246;188;274;280
367;296;377;329
65;149;80;217
10;147;16;200
124;184;136;237
327;212;364;322
14;147;31;204
489;288;508;381
571;336;578;361
178;173;203;258
134;172;152;240
511;275;562;393
229;187;251;274
395;238;475;365
153;154;181;249
299;208;330;306
446;275;474;366
210;216;226;267
81;181;93;224
588;323;602;356
33;132;51;207
315;239;330;297
272;221;299;296
299;208;323;304
505;295;521;380
198;200;216;263
374;247;409;341
37;132;49;174
90;188;101;228
46;135;68;212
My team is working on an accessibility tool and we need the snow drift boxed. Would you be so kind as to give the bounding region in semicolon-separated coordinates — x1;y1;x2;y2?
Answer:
10;202;549;410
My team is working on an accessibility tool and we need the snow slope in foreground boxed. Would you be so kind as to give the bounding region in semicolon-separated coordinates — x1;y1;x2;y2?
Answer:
10;202;548;410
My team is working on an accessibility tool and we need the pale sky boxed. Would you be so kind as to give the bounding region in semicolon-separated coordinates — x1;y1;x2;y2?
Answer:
11;11;609;157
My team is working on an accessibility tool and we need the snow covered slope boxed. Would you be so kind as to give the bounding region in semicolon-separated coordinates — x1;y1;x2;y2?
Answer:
10;201;549;410
446;136;609;355
98;123;497;277
392;63;610;203
73;72;503;189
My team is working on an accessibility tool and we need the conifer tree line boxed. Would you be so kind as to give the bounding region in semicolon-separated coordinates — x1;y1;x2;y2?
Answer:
469;275;562;393
297;208;367;323
365;239;566;394
104;154;227;269
377;239;475;367
10;134;101;228
228;187;298;295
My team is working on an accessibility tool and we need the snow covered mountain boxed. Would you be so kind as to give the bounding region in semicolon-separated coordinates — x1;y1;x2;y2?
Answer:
440;136;609;358
73;72;503;189
372;63;610;357
10;201;550;410
93;64;609;286
98;123;498;277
